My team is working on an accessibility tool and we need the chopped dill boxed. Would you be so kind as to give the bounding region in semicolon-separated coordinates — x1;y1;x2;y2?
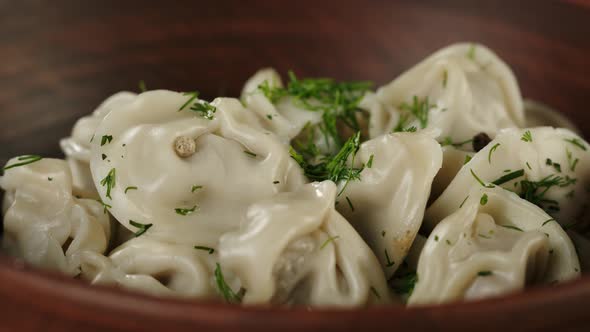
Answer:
500;224;524;232
491;169;524;186
521;130;533;142
488;143;500;163
564;138;587;151
99;168;116;199
214;263;245;304
480;193;488;206
175;205;198;216
470;169;494;188
320;235;340;250
101;135;113;146
124;186;138;194
194;246;215;254
129;220;153;237
384;249;395;267
3;155;43;171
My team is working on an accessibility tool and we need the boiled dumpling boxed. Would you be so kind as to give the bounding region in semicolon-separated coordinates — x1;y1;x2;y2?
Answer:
218;181;389;307
361;43;524;144
1;158;110;275
60;92;137;198
79;236;215;299
90;90;306;247
426;127;590;231
335;132;442;277
410;186;580;305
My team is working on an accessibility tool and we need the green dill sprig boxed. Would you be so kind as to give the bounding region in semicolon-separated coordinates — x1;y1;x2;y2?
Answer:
179;91;217;120
214;263;245;304
521;130;533;142
500;224;523;232
384;249;395;267
566;148;579;171
459;195;469;208
320;235;340;250
464;155;473;164
100;168;116;199
259;71;371;148
546;158;562;173
101;135;113;146
519;174;576;213
179;91;200;111
367;154;374;168
138;80;147;92
389;272;418;296
191;185;203;193
477;270;493;277
564;138;587;151
480;193;488;206
194;246;215;254
129;220;153;237
2;155;43;173
542;218;555;227
470;169;494;188
96;199;112;214
175;205;198;216
393;96;434;132
190;101;216;120
467;44;477;60
442;70;448;88
441;137;473;148
488;143;501;163
124;186;138;194
243;150;257;158
290;132;364;196
491;169;524;186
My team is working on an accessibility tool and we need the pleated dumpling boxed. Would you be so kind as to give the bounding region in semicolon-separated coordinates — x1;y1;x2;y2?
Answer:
90;91;306;247
361;43;524;144
79;237;216;299
218;181;389;307
410;186;580;305
335;132;442;277
0;158;111;276
426;127;590;231
60;91;137;198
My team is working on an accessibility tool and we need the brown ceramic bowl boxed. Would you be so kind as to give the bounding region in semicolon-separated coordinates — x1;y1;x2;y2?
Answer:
1;1;589;331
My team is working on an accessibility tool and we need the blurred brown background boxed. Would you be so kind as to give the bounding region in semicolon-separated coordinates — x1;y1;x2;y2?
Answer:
0;0;589;165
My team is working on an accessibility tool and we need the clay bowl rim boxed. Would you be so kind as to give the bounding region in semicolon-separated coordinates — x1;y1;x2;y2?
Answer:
1;253;589;328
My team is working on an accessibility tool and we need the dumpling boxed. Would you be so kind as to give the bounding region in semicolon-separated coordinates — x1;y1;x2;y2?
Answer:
90;90;306;247
335;132;442;277
79;237;215;299
1;158;110;275
425;127;590;231
410;186;580;305
524;99;580;134
218;181;389;307
361;43;524;144
60;91;137;198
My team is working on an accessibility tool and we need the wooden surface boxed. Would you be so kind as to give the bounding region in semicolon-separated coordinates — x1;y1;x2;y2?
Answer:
0;0;589;331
